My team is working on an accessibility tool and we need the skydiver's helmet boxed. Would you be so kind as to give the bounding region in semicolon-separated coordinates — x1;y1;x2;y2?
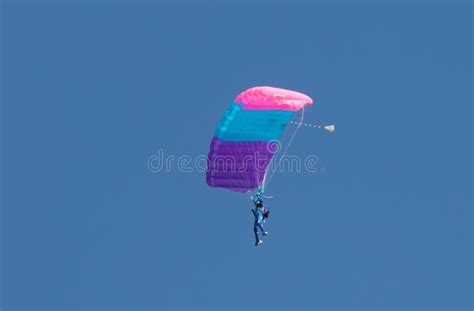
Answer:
255;200;263;208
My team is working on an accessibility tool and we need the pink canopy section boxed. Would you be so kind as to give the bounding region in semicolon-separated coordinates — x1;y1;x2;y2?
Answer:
235;86;313;111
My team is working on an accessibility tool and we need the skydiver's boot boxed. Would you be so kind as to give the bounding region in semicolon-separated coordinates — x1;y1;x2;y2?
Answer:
255;240;263;246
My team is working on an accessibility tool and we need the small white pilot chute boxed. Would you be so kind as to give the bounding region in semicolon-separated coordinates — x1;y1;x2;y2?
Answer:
324;125;335;133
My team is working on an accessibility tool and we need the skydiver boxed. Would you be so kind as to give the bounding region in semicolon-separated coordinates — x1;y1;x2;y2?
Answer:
252;199;270;246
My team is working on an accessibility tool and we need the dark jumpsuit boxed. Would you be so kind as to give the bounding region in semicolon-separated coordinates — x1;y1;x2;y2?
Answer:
252;205;267;243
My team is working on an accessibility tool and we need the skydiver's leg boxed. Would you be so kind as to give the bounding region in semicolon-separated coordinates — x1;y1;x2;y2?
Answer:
256;214;267;235
254;222;261;244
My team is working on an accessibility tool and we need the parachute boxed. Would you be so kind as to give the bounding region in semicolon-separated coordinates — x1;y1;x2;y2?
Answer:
206;86;313;193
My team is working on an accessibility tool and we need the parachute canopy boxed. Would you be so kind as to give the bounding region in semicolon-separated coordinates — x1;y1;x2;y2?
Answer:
206;86;313;193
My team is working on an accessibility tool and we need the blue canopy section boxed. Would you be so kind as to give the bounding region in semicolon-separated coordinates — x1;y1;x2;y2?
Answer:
214;101;295;142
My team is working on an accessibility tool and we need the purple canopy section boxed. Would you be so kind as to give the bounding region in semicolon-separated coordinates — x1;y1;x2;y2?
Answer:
206;137;277;192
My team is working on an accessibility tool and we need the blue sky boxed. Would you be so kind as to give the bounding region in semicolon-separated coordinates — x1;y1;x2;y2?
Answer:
1;2;472;310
